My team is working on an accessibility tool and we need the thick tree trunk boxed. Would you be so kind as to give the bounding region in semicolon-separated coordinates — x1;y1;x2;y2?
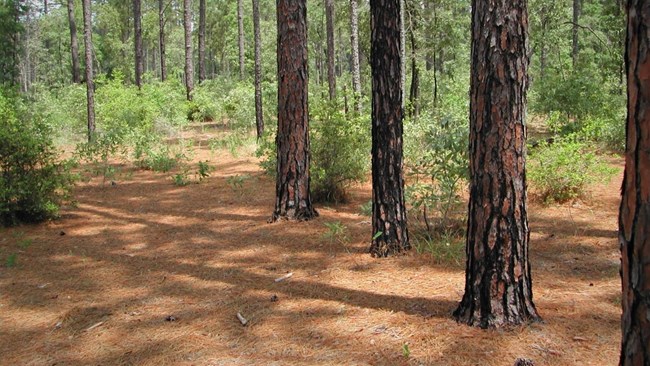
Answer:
198;0;206;83
369;0;409;257
253;0;263;139
272;0;317;222
133;0;143;88
237;0;245;80
619;0;650;363
158;0;166;81
453;0;541;328
572;0;580;67
325;0;336;100
67;0;80;84
82;0;94;141
183;0;193;100
349;0;362;114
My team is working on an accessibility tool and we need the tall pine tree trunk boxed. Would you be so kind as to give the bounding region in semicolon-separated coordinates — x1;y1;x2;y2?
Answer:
253;0;263;139
237;0;245;79
158;0;166;81
619;0;650;363
369;0;409;257
349;0;362;114
325;0;336;100
272;0;317;222
454;0;540;328
183;0;193;100
82;0;94;141
198;0;206;83
133;0;143;88
572;0;580;67
67;0;80;84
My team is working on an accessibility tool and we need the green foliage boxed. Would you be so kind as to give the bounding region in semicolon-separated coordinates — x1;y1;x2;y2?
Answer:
412;231;465;266
5;252;17;267
309;99;370;203
0;0;24;85
359;200;372;217
192;80;256;130
0;89;75;226
405;108;469;232
402;344;411;359
528;139;617;203
322;221;350;244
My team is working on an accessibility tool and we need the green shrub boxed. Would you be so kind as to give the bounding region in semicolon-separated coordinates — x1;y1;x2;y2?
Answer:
528;139;616;203
0;90;75;226
257;98;370;203
405;110;469;231
310;100;370;203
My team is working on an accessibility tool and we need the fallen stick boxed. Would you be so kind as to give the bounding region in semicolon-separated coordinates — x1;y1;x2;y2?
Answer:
85;321;104;332
236;312;248;326
274;272;293;282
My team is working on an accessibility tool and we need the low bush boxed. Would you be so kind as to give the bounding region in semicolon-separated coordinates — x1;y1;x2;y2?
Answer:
527;138;616;203
0;89;75;226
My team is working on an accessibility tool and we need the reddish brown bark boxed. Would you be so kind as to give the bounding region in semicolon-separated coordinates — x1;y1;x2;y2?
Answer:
368;0;409;257
453;0;540;328
619;0;650;363
271;0;317;222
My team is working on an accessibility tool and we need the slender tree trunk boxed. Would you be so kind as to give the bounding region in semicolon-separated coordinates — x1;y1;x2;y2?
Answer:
539;5;547;81
133;0;143;88
82;0;95;141
454;0;540;328
406;1;418;120
272;0;317;222
253;0;264;139
44;0;48;14
198;0;206;83
572;0;580;67
237;0;245;79
619;0;650;363
158;0;166;81
183;0;193;100
325;0;336;100
67;0;80;84
349;0;362;114
369;0;409;257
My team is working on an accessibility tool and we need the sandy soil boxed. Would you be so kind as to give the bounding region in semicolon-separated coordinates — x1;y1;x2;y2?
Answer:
0;133;622;365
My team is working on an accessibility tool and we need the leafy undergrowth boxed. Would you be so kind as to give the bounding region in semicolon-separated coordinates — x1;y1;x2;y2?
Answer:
0;126;622;366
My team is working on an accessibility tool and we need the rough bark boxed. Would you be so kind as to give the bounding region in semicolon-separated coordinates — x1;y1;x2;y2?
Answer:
369;0;409;257
399;0;405;108
237;0;245;79
453;0;541;328
158;0;166;81
67;0;80;84
133;0;143;88
272;0;317;222
253;0;264;139
406;0;418;120
349;0;362;113
198;0;206;83
183;0;193;100
620;0;650;363
572;0;580;66
325;0;336;100
82;0;94;141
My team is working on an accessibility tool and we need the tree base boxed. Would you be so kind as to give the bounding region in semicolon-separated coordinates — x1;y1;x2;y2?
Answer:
269;207;318;223
369;240;410;257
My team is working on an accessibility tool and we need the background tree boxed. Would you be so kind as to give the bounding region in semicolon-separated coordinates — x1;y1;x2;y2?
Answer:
454;0;541;328
349;0;361;113
198;0;206;83
183;0;193;100
133;0;143;88
368;0;409;257
82;0;95;141
272;0;317;222
253;0;263;139
619;0;650;363
67;0;80;83
325;0;335;100
158;0;166;81
237;0;245;79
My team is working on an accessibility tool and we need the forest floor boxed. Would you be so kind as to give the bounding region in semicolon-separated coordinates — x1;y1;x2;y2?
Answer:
0;125;622;366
